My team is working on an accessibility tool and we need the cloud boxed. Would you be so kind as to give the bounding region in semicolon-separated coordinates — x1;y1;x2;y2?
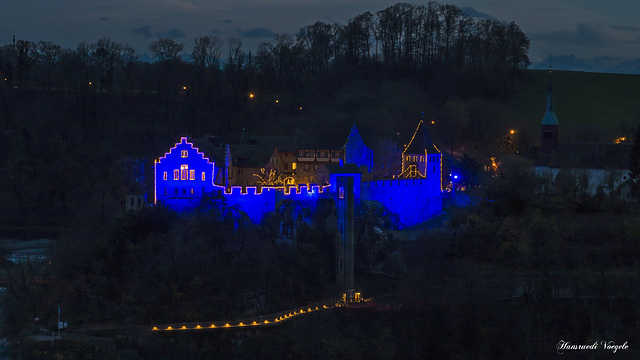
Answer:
157;28;187;38
241;27;276;39
131;25;153;38
532;23;613;48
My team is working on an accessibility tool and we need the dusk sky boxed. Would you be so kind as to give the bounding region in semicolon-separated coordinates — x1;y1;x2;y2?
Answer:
3;0;640;63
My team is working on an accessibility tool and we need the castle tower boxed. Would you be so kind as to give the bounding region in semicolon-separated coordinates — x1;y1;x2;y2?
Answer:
400;120;441;188
541;71;559;155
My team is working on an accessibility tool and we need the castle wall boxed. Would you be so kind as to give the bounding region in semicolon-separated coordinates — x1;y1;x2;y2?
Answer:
361;179;442;228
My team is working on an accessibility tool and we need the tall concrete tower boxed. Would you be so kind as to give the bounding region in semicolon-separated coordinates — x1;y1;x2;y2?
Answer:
335;175;355;291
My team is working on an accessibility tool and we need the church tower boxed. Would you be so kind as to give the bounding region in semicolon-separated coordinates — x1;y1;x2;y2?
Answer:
541;70;559;155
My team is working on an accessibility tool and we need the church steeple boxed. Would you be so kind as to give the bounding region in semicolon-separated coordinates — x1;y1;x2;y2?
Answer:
541;69;559;154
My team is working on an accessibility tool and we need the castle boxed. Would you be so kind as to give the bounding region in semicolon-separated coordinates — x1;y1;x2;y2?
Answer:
153;122;443;228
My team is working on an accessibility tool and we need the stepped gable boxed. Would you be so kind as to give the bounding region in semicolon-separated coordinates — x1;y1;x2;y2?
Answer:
528;142;632;169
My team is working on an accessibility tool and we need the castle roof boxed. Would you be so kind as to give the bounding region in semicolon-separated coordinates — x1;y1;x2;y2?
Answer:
528;143;632;169
403;120;439;155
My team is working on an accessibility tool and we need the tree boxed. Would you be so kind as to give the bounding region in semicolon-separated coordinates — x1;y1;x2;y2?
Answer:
372;138;402;179
149;38;184;63
192;35;223;70
628;122;640;199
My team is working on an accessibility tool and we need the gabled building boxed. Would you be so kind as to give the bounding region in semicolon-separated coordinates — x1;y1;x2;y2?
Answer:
154;137;216;210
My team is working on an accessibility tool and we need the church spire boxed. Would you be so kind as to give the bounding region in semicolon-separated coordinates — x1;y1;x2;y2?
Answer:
541;68;559;126
540;67;559;154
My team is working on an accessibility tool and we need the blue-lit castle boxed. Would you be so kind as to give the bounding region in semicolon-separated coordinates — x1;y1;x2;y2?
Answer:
154;122;442;228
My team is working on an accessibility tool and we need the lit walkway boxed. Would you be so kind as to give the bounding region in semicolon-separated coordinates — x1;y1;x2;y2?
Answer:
151;299;334;332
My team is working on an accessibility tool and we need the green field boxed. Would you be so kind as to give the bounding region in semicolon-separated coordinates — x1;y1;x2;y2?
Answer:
504;69;640;143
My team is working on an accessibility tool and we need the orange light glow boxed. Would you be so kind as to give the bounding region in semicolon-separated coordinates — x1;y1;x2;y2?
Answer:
431;121;435;124
196;325;201;329
249;92;254;98
210;324;216;328
152;327;158;331
510;129;515;134
166;326;173;330
264;320;269;324
183;86;187;90
275;99;279;103
224;323;230;327
180;326;187;330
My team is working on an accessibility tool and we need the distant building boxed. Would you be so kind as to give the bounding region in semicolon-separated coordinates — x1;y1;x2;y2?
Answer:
527;72;632;197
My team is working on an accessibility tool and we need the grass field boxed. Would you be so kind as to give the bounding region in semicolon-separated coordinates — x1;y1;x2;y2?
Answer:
504;69;640;143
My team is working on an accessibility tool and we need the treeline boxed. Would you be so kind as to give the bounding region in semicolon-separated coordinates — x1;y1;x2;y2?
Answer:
0;2;529;100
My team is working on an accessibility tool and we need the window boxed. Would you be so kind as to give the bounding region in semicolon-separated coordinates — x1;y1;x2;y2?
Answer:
174;188;178;195
189;169;195;180
420;156;424;162
181;165;188;180
164;187;167;195
339;186;344;199
163;172;167;180
190;188;194;195
182;188;186;195
173;169;179;180
181;150;188;158
201;172;206;181
406;156;410;161
292;162;297;170
413;156;417;162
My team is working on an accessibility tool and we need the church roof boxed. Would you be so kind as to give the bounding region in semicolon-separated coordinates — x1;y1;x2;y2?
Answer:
403;120;439;155
541;72;559;126
528;143;632;169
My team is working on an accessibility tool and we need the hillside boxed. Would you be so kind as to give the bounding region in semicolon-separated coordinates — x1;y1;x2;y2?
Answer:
504;70;640;144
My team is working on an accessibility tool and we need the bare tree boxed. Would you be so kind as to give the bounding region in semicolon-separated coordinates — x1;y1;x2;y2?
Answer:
192;36;223;70
149;38;184;63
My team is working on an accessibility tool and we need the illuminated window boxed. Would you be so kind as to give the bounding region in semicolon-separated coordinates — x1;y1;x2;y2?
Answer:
190;188;194;195
181;165;188;180
406;156;410;161
339;187;344;199
174;169;179;180
163;172;167;180
292;162;297;170
413;156;417;162
189;169;195;180
181;150;188;158
201;172;206;181
420;156;424;162
164;187;167;195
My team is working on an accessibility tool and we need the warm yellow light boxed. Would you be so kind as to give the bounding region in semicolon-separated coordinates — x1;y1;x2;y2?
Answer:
152;327;158;331
510;129;515;134
183;86;187;90
210;324;216;328
275;99;279;103
88;81;92;85
180;326;187;330
249;92;254;98
431;121;435;124
224;323;230;327
264;320;269;324
196;325;201;329
239;322;245;326
299;106;303;110
315;307;319;310
166;326;173;330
